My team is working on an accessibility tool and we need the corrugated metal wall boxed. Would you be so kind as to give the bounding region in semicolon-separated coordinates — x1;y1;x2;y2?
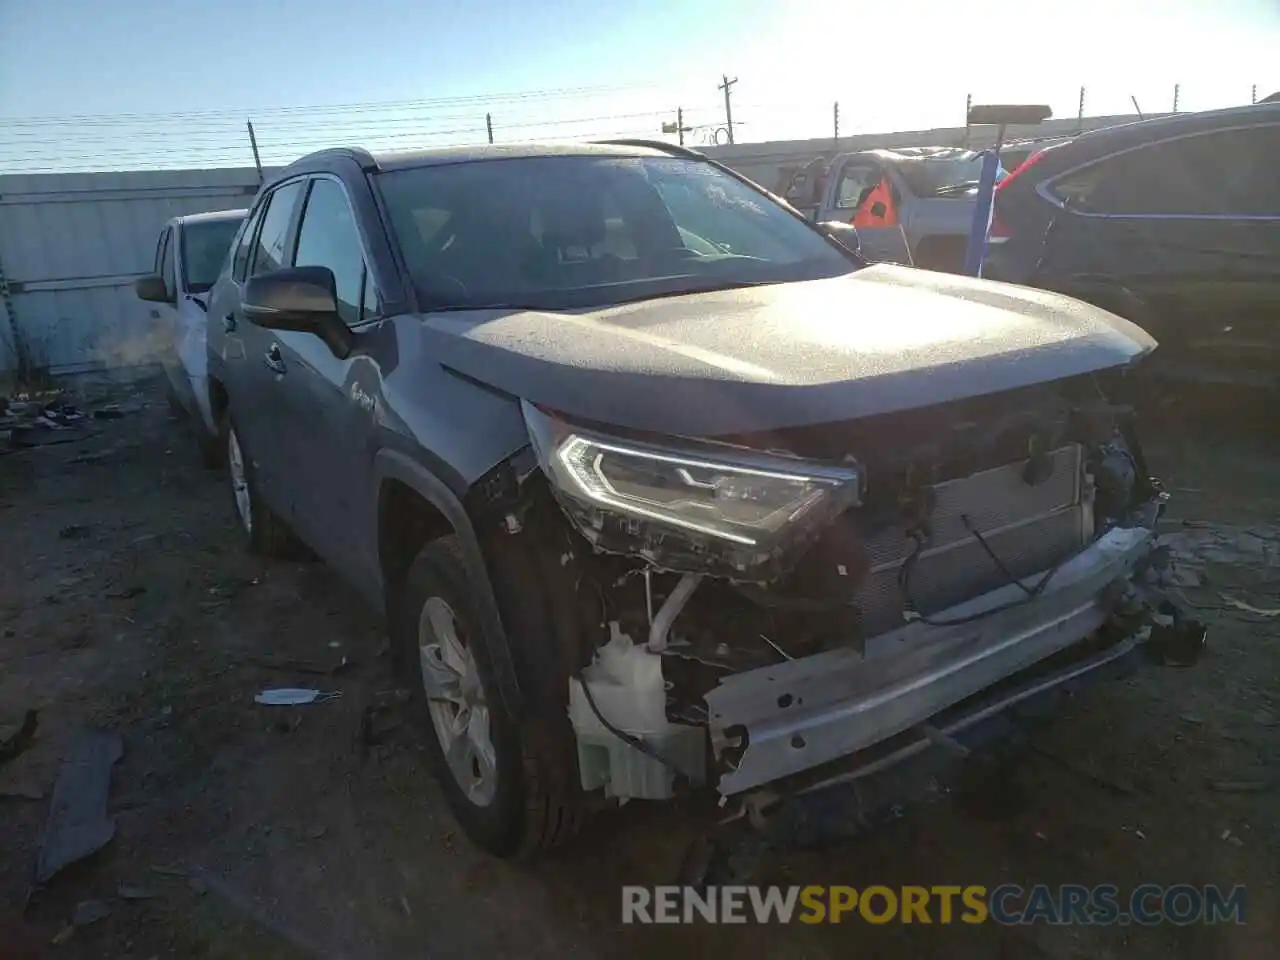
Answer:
0;166;277;375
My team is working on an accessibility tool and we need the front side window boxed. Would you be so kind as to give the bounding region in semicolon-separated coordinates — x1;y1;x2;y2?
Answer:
292;178;374;326
834;165;882;209
248;181;305;277
377;154;854;311
181;218;244;293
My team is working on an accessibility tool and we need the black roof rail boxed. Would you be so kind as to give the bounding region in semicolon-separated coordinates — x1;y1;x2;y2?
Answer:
594;138;707;160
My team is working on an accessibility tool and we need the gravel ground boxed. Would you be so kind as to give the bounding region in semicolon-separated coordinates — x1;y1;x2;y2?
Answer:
1;379;1276;959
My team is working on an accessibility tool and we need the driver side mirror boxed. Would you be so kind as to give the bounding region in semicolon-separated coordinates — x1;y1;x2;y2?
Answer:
818;221;861;256
870;201;887;219
243;266;353;359
135;274;172;304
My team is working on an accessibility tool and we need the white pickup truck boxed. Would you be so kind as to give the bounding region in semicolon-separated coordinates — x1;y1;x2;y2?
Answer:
135;209;246;465
784;147;1006;271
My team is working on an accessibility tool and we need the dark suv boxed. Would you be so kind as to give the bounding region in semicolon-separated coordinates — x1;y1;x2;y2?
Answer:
205;141;1184;860
986;103;1280;388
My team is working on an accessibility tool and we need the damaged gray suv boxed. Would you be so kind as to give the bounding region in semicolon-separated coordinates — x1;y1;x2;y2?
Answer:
206;140;1190;860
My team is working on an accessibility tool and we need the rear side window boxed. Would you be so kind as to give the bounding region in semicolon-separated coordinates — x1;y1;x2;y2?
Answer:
248;181;305;277
231;213;257;280
1049;125;1280;216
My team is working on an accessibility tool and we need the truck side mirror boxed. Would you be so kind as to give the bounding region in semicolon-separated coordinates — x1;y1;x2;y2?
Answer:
135;274;171;303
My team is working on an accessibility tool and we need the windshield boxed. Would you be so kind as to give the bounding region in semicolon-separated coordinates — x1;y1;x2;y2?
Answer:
894;153;1007;197
376;155;857;311
180;217;244;293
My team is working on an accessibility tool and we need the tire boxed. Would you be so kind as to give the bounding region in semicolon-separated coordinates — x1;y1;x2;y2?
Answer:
222;413;306;558
393;535;581;859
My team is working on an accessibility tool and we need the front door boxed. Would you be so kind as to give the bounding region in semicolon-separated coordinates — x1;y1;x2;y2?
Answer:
823;160;910;263
151;226;188;406
268;176;384;582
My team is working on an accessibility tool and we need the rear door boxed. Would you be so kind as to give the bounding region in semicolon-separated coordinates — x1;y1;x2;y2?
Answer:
269;175;383;576
215;180;307;503
1039;123;1280;378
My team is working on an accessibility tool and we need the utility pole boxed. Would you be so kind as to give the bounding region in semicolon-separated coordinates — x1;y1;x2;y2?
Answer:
1172;83;1180;114
486;113;494;144
1130;96;1145;121
1251;84;1257;104
246;120;263;184
833;101;840;141
718;74;738;145
963;93;972;147
1076;85;1086;134
661;107;692;146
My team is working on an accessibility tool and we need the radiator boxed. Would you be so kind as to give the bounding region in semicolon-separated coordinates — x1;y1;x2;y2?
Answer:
854;444;1091;635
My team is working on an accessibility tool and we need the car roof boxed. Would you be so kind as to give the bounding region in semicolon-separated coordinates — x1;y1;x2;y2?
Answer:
1009;102;1280;180
172;208;248;226
1067;102;1280;151
282;141;678;177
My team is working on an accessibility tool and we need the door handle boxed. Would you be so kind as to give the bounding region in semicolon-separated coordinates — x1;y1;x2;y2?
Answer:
263;344;287;375
223;313;237;333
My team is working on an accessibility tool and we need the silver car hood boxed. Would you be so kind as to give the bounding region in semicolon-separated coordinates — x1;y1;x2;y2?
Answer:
423;264;1156;436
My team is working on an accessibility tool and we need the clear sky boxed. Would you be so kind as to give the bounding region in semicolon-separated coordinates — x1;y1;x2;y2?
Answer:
1;0;1278;172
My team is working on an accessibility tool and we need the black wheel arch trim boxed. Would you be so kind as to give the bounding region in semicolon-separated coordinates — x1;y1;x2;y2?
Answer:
372;448;524;716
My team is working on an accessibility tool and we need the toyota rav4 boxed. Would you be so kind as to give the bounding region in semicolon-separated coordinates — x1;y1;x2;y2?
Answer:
205;140;1192;861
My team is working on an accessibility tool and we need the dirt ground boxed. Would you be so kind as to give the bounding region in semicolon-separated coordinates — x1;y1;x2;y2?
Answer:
1;377;1276;960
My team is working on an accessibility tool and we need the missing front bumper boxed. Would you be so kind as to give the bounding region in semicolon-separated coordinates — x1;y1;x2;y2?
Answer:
705;525;1156;796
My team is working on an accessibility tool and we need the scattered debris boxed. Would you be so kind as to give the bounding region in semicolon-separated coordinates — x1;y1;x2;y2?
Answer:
1219;593;1280;617
247;654;354;677
1144;604;1207;667
1208;778;1274;794
1121;825;1147;840
71;899;111;927
116;883;157;900
1179;713;1205;725
35;730;123;884
0;783;45;801
0;710;38;769
92;406;125;420
58;524;91;540
107;585;146;600
305;824;327;840
50;924;76;945
254;688;342;706
148;864;188;878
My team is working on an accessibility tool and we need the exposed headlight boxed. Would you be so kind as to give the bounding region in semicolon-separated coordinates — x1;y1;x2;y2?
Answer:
524;402;861;579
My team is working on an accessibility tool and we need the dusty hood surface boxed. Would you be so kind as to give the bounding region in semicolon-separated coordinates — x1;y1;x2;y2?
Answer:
422;264;1155;436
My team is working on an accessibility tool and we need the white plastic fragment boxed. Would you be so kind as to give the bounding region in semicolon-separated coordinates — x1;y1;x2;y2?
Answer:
254;688;342;706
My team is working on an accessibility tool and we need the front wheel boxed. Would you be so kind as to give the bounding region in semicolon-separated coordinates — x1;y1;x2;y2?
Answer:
393;535;582;859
